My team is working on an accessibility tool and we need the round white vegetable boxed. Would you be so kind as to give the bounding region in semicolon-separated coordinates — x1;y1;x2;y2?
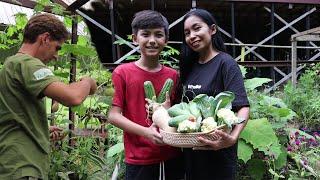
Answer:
152;106;176;132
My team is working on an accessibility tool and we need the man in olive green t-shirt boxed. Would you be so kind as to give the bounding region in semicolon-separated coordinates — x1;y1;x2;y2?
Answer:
0;13;97;179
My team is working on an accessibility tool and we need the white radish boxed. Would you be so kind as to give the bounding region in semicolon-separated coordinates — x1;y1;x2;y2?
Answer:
152;106;176;132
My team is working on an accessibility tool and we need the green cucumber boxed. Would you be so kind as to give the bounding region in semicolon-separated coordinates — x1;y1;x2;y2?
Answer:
144;81;156;101
157;78;174;103
168;114;190;128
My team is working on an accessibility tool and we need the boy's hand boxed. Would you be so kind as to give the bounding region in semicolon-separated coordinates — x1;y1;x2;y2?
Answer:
145;92;171;119
49;126;63;141
161;92;171;109
144;123;164;145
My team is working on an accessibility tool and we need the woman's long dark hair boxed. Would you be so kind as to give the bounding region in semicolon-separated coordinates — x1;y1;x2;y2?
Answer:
179;9;226;84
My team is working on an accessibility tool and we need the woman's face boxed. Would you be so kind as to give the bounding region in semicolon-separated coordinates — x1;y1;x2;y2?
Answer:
184;15;216;53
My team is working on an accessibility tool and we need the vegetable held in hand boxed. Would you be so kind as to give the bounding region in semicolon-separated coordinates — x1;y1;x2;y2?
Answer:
144;78;174;103
152;106;176;132
201;117;217;132
144;81;157;101
217;108;239;128
157;78;173;103
177;120;198;133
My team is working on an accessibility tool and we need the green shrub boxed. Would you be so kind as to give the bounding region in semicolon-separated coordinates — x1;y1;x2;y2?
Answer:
283;63;320;130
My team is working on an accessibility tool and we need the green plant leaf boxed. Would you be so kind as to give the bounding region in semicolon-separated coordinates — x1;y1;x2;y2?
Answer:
60;44;97;56
107;143;124;158
239;65;247;77
238;139;253;163
247;158;266;180
114;39;131;45
274;146;287;170
71;104;87;116
244;78;272;91
14;13;28;30
240;118;281;157
214;91;235;109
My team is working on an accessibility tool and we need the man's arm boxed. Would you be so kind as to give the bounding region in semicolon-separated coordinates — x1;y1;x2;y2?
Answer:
43;77;97;106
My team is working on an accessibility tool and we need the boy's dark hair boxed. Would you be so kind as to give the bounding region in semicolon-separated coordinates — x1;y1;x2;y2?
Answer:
131;10;169;39
23;13;70;43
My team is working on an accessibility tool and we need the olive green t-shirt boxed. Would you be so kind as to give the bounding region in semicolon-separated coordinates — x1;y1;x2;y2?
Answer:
0;54;59;179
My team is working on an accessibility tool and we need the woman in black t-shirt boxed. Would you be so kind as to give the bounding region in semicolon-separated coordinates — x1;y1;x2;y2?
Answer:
180;9;250;180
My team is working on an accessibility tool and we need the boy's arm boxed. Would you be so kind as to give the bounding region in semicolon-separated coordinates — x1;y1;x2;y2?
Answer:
43;77;97;107
108;106;164;145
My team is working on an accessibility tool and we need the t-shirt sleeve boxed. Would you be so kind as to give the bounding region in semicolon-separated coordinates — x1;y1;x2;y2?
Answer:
21;60;59;98
222;58;250;111
112;70;125;109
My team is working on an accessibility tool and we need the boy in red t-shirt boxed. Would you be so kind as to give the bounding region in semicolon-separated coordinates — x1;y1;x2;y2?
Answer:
108;10;184;180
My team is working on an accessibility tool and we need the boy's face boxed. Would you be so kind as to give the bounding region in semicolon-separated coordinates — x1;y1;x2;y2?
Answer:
133;28;167;59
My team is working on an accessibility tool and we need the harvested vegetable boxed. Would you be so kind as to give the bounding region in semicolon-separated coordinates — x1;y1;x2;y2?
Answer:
201;117;217;132
177;120;198;133
152;106;176;132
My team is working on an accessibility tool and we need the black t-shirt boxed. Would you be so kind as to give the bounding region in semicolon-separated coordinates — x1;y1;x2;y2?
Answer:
183;52;249;111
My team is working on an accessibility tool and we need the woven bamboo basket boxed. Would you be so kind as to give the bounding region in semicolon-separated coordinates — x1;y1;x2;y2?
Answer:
160;124;228;148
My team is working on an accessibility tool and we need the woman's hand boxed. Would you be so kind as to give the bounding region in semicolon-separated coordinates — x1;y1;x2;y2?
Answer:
197;130;237;150
143;123;165;145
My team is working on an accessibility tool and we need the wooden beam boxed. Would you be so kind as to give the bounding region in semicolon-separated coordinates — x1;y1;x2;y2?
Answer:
296;34;320;41
291;27;320;39
67;0;90;11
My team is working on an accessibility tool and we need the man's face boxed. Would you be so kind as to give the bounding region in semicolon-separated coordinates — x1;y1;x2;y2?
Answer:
40;33;64;63
44;39;63;62
133;28;167;59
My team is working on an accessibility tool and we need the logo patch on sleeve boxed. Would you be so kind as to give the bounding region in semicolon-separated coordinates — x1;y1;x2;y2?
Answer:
33;68;54;80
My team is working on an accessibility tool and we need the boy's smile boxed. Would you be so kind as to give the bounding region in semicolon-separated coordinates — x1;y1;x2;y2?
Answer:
133;28;167;59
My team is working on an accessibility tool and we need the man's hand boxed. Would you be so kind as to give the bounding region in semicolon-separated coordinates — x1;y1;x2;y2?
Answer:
80;77;97;95
49;126;63;141
197;130;237;150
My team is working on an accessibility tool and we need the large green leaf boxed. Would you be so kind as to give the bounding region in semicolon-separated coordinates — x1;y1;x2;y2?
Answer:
274;146;287;170
60;44;97;56
247;159;266;180
192;94;212;118
240;118;281;156
261;96;288;108
244;78;272;91
107;143;124;158
214;91;235;109
238;139;253;163
259;143;282;159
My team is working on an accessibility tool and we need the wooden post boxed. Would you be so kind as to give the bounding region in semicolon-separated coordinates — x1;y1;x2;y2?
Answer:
291;40;297;86
69;13;78;146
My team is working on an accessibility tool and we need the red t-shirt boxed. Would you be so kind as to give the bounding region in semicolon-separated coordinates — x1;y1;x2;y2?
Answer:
112;62;181;165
